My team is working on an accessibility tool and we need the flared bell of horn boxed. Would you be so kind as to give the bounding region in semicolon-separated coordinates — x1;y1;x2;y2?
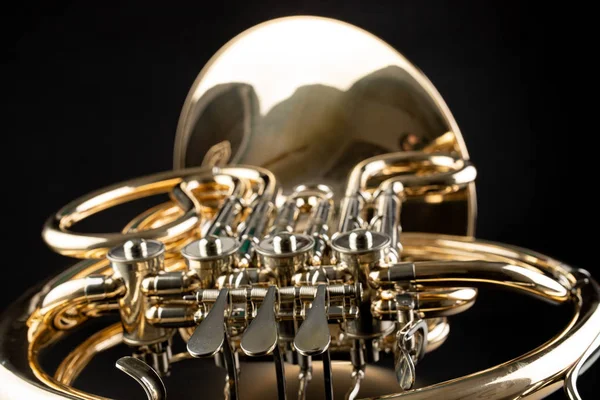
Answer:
173;16;476;236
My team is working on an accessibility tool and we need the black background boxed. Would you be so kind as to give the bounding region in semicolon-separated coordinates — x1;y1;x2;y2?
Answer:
7;0;598;398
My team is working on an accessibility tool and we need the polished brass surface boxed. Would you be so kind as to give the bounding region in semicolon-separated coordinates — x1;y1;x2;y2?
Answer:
7;234;599;399
42;169;201;259
173;15;476;236
1;14;598;400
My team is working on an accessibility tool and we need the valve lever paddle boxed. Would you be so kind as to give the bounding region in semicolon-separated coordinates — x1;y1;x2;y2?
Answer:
241;286;287;400
187;289;239;400
294;285;333;400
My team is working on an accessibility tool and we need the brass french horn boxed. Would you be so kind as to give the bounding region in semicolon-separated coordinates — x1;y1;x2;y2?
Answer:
1;16;598;400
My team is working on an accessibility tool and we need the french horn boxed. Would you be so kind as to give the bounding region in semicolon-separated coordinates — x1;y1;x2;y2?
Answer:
1;15;598;400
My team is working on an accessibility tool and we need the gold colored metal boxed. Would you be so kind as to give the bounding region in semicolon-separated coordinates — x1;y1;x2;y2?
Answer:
16;234;600;399
55;324;123;386
41;169;202;258
372;287;478;319
173;15;476;236
1;14;598;400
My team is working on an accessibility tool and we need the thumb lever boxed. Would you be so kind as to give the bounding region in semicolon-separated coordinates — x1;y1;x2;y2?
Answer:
115;356;166;400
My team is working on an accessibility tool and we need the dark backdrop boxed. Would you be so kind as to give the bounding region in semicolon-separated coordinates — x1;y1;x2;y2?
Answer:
8;1;597;398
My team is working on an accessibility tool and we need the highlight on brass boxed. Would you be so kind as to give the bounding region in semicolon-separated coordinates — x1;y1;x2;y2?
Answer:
2;15;598;400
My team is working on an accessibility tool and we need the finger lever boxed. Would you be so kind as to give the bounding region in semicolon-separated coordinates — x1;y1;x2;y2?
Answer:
241;286;287;400
187;288;239;399
294;285;330;356
294;285;333;400
241;286;278;356
187;288;228;357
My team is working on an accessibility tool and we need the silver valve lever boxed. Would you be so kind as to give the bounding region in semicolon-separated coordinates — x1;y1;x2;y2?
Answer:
294;284;334;400
294;284;330;356
187;288;228;358
241;286;279;356
116;356;166;400
241;286;287;400
187;289;239;400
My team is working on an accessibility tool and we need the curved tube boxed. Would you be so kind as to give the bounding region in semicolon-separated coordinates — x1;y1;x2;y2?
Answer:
373;261;568;303
115;357;166;400
226;166;277;263
38;276;124;331
362;233;600;400
372;288;478;319
41;276;123;313
42;167;214;258
300;184;335;264
344;152;475;198
564;269;600;400
180;172;247;238
268;184;333;235
564;331;600;400
370;179;405;257
413;261;569;303
55;324;123;385
186;165;277;264
425;318;450;353
42;166;267;260
338;152;476;233
417;287;477;317
370;281;600;400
